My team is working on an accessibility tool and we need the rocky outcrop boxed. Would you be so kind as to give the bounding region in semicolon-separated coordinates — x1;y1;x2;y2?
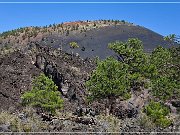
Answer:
113;106;138;119
0;42;96;112
0;51;41;111
29;42;96;102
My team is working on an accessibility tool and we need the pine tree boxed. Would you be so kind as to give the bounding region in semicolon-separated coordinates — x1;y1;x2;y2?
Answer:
21;74;63;114
86;57;131;115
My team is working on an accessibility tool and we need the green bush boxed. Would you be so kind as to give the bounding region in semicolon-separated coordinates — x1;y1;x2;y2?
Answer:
164;34;180;44
150;46;172;76
152;76;176;101
108;39;145;69
69;42;79;48
150;46;180;101
144;101;172;128
86;57;131;115
21;74;63;114
108;38;152;91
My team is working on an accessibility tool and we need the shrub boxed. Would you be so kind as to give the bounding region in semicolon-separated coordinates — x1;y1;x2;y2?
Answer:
69;42;79;49
108;38;150;75
164;34;180;45
86;57;131;115
152;76;176;101
144;101;172;128
150;46;180;101
150;46;172;75
108;38;152;91
21;74;63;114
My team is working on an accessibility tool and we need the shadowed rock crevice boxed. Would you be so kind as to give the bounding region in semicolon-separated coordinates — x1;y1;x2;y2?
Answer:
34;54;65;95
26;42;96;111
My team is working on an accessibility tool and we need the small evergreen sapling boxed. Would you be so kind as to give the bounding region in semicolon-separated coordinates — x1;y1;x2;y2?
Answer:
86;57;131;115
144;101;172;128
21;74;63;114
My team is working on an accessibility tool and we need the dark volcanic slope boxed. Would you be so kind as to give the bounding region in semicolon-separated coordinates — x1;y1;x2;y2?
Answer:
41;25;170;59
0;52;40;111
0;43;95;111
0;20;173;59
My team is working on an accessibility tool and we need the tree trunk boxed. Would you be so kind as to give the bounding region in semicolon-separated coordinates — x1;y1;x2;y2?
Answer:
105;96;116;116
105;98;110;116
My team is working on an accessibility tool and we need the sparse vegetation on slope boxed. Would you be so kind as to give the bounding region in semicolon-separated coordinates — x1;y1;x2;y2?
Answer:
0;108;49;132
144;101;172;128
21;74;64;114
86;57;131;115
86;38;179;128
0;20;179;132
108;38;152;92
0;20;172;60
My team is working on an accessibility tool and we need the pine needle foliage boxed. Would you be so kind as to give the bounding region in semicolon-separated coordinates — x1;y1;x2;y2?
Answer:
21;74;63;114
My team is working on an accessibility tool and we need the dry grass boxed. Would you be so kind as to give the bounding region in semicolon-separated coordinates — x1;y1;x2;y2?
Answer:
138;113;156;130
96;114;121;132
0;107;49;132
